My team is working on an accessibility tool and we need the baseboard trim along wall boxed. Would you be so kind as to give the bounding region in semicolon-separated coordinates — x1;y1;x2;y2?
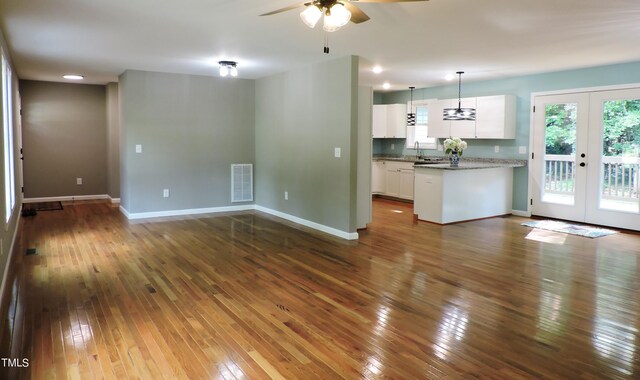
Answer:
119;204;359;241
119;205;256;220
254;206;359;241
511;209;532;217
108;196;120;204
23;194;110;203
0;213;21;315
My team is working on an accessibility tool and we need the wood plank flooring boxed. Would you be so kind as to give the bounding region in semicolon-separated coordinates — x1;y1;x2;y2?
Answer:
1;198;639;379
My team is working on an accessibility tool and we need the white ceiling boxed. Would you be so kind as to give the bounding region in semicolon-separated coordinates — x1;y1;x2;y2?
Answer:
1;0;640;91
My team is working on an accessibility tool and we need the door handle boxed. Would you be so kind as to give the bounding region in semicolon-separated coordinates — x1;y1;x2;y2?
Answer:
580;162;586;167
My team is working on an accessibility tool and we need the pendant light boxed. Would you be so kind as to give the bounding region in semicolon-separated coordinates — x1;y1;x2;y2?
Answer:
443;71;476;121
407;86;416;126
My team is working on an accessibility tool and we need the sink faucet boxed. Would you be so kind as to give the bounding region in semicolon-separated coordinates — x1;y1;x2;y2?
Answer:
414;141;421;159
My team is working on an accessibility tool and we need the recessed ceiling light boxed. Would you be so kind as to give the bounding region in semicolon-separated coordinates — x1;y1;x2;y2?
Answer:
63;74;84;80
382;82;391;90
445;73;455;81
372;66;383;74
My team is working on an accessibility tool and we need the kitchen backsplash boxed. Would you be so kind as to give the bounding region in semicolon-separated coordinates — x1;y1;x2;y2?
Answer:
373;138;528;158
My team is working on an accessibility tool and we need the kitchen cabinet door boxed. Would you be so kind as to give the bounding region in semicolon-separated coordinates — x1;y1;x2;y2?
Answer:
385;166;401;197
427;99;452;138
449;97;477;138
399;168;415;200
372;105;387;138
475;95;516;139
386;104;407;138
372;161;386;193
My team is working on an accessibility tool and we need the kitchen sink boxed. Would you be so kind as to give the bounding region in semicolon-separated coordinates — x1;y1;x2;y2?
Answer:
414;158;446;165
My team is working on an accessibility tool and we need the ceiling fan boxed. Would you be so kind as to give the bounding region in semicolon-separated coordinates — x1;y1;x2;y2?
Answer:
261;0;429;52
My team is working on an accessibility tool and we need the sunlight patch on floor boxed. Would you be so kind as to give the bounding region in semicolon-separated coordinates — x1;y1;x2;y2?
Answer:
525;229;568;245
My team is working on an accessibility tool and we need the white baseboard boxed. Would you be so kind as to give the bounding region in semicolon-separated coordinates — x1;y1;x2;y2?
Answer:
119;204;255;220
23;194;109;203
118;203;358;241
0;212;21;313
108;196;121;204
511;209;531;217
255;205;359;241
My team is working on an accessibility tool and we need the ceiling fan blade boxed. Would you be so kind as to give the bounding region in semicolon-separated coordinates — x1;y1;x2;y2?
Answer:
260;2;309;16
350;0;428;3
343;2;370;23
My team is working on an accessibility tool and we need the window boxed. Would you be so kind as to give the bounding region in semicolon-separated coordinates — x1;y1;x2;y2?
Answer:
1;49;15;223
406;100;437;150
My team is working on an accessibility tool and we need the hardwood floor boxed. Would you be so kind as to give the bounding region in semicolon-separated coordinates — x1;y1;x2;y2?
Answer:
1;199;639;379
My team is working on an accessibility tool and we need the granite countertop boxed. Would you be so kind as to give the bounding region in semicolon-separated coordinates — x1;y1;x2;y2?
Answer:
414;158;527;170
374;155;527;169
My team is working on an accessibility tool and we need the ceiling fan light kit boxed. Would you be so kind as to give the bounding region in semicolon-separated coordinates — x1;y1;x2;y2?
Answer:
262;0;428;52
443;71;476;121
300;5;323;28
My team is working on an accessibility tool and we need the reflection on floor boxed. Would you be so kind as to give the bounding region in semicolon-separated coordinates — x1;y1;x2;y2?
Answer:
1;198;639;379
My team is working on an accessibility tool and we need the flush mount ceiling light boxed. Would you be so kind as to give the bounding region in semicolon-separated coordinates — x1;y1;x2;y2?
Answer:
218;61;238;77
382;82;391;90
443;71;476;121
63;74;84;80
372;65;383;74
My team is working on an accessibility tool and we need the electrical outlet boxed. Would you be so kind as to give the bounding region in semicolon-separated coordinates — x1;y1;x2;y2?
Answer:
391;144;395;150
163;189;169;198
494;145;500;153
284;191;288;200
519;146;527;154
136;144;142;153
76;177;82;185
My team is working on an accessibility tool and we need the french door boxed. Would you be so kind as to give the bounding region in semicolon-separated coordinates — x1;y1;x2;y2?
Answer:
531;89;640;231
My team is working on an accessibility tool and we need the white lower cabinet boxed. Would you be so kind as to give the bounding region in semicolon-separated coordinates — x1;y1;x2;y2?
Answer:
372;161;386;193
374;160;414;200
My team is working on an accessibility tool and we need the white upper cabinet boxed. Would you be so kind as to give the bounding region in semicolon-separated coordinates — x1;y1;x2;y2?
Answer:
449;97;477;138
372;105;387;138
372;104;407;138
475;95;516;139
427;94;516;139
427;99;452;138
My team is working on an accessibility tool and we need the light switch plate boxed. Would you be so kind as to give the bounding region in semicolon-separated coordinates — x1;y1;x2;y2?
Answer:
163;189;169;198
391;144;395;150
519;146;527;154
136;144;142;153
494;145;500;153
334;147;341;158
284;191;288;200
76;177;82;185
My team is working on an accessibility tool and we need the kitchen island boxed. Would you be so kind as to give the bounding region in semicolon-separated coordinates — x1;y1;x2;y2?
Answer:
413;159;526;224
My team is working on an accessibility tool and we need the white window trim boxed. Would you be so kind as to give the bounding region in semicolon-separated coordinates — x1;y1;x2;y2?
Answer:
1;48;16;226
406;98;438;150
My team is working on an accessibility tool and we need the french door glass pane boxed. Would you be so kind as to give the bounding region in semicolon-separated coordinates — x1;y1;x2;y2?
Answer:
598;99;640;213
543;103;577;205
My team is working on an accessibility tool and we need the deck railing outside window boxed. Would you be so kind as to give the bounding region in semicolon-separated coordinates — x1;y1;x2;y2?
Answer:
544;155;639;202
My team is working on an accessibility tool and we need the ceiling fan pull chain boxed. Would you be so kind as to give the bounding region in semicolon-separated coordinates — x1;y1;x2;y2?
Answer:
323;32;329;54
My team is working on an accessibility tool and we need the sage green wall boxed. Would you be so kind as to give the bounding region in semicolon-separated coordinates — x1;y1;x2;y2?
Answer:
119;70;255;213
379;60;640;212
0;30;24;314
20;80;107;198
106;82;120;199
255;56;360;233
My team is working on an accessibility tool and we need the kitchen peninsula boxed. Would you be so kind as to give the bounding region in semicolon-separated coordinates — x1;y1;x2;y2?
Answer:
413;159;526;224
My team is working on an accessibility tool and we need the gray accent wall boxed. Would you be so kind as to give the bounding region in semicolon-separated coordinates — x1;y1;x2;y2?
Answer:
255;56;360;234
106;82;120;199
20;80;107;198
119;70;255;213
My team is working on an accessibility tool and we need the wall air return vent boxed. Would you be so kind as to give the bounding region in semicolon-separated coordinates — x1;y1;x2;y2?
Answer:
231;164;253;203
